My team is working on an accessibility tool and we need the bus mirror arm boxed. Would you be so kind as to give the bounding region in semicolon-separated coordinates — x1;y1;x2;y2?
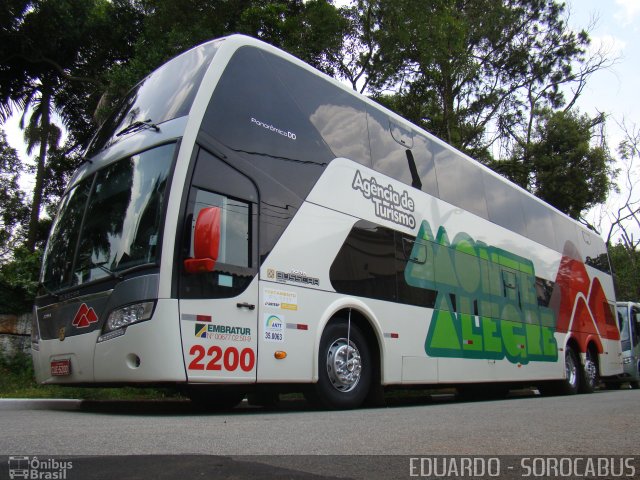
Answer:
184;206;221;274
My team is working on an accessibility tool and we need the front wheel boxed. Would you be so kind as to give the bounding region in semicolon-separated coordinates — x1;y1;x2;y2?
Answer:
306;320;372;409
631;362;640;389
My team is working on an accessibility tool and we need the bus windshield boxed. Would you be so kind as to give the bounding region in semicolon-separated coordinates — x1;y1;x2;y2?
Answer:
617;306;630;342
41;143;175;292
86;40;220;155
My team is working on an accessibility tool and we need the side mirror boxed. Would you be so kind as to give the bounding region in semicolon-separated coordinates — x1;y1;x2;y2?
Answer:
184;207;221;274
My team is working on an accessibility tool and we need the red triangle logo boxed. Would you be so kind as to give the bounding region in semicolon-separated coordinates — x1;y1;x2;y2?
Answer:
72;303;99;328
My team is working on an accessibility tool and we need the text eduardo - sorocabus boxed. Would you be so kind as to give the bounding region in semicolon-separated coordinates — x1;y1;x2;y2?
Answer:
352;170;416;229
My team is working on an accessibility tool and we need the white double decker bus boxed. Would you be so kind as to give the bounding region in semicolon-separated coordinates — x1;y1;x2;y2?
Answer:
32;35;622;409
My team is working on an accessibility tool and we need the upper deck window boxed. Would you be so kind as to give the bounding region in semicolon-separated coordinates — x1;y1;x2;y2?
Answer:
87;41;220;156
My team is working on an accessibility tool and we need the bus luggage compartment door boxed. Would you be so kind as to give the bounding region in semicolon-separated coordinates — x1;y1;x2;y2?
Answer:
179;280;259;383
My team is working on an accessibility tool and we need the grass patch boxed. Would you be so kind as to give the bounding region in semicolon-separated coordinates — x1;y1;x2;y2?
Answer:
0;352;182;400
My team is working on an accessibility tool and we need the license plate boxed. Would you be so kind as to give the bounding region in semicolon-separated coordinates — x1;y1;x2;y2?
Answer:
51;359;71;376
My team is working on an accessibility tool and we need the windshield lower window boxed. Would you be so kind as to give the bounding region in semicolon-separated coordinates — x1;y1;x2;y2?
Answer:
42;143;175;292
617;307;630;343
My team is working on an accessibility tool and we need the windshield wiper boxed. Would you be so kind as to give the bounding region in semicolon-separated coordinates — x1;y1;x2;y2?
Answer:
116;263;158;278
92;262;124;280
116;119;160;137
38;281;59;300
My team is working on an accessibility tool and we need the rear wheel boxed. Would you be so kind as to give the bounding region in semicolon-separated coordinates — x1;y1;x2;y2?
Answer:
580;347;599;393
306;320;372;409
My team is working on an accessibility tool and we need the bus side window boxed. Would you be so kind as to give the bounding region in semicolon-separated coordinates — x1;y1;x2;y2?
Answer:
535;277;553;307
368;107;415;186
433;145;489;220
411;135;439;198
483;170;527;238
180;188;254;299
329;220;398;302
501;269;521;322
189;190;250;267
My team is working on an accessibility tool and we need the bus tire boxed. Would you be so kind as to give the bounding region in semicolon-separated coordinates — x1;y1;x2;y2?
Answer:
631;362;640;389
539;346;580;396
308;320;372;410
580;347;599;393
561;346;580;395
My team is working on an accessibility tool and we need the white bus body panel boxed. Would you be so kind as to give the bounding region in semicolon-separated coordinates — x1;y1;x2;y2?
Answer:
259;157;618;385
93;299;186;382
179;282;259;383
597;339;623;377
33;332;99;384
33;299;186;384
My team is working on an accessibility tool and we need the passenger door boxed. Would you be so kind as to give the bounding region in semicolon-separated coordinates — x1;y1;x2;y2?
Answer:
178;149;259;382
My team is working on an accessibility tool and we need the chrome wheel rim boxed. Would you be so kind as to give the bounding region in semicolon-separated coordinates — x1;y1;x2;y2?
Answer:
584;352;597;388
326;338;362;392
566;351;578;388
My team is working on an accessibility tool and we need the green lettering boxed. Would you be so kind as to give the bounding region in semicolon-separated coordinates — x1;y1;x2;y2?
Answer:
453;235;481;295
460;314;483;352
525;323;543;357
425;294;461;355
408;220;558;365
501;320;527;363
481;316;503;355
542;326;558;359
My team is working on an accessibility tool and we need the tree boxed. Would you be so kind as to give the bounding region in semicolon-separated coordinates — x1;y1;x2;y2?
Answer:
609;243;640;301
331;0;616;221
237;0;348;76
103;0;347;112
18;81;62;251
0;246;42;313
333;0;614;181
327;0;381;93
491;110;614;219
0;130;29;260
603;120;640;248
586;120;640;301
0;0;143;251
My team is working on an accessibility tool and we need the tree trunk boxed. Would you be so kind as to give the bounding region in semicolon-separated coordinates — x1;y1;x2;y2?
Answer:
25;92;51;252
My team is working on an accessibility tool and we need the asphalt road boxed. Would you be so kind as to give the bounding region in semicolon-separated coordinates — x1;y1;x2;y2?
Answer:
1;389;638;479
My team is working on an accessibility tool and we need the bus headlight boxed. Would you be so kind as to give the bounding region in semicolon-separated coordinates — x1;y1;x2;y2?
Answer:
103;301;155;334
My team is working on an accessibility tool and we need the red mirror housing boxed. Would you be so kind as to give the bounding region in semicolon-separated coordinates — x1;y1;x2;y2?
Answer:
184;206;221;273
